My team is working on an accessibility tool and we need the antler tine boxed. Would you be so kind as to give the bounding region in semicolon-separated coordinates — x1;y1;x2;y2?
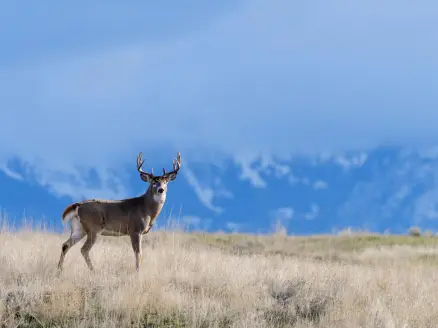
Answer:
163;152;181;177
174;152;181;170
136;152;154;177
136;152;144;170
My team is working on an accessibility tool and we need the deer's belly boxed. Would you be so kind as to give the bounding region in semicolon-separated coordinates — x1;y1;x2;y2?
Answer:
100;224;129;236
101;230;127;236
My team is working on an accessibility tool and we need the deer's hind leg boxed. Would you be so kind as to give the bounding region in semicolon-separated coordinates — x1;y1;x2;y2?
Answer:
81;232;98;271
57;217;86;271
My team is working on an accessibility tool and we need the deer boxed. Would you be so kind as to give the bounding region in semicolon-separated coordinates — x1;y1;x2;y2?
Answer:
57;151;181;273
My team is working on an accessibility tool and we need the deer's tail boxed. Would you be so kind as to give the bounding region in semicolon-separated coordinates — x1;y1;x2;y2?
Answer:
61;203;79;223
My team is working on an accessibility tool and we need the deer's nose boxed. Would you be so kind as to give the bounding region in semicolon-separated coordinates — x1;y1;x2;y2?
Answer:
158;188;164;194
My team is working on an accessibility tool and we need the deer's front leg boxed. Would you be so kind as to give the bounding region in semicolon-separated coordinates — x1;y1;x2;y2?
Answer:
130;217;149;272
130;233;143;272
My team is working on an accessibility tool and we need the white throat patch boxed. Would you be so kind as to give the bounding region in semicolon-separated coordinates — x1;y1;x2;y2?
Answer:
153;193;166;204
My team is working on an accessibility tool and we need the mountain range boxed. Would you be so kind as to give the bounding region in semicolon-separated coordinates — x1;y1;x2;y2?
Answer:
1;146;438;235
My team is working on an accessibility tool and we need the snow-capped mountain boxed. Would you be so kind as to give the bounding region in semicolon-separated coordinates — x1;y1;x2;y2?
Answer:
2;146;438;235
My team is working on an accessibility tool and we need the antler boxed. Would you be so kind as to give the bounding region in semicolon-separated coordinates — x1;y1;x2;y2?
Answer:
163;152;181;178
136;152;154;179
137;151;181;180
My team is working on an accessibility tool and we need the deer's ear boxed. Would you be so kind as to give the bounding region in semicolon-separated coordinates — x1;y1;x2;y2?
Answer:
167;172;177;182
140;174;153;183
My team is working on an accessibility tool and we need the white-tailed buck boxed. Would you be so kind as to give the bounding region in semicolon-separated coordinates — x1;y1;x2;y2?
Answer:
57;152;181;273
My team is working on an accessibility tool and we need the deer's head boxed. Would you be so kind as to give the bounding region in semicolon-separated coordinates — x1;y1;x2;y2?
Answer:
136;152;181;203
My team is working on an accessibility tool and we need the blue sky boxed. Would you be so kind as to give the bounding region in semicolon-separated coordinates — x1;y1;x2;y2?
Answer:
2;1;438;233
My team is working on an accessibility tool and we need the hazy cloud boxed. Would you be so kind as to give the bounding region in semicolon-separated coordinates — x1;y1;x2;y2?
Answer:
182;165;224;214
2;0;438;197
313;180;329;190
271;207;294;221
0;165;23;181
304;204;320;220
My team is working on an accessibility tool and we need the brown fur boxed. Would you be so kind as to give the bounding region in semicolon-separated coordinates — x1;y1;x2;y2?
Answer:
57;152;181;273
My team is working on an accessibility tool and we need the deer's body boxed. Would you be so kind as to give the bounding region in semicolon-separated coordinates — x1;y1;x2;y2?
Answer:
63;188;164;236
57;152;181;273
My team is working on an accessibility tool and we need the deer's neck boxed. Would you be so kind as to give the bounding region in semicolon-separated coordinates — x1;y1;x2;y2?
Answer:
142;187;165;218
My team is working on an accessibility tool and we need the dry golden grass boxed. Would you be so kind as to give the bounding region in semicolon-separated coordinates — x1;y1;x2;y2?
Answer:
1;223;438;327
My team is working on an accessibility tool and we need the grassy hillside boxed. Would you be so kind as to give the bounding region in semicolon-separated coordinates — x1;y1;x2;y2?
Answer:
1;225;438;327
